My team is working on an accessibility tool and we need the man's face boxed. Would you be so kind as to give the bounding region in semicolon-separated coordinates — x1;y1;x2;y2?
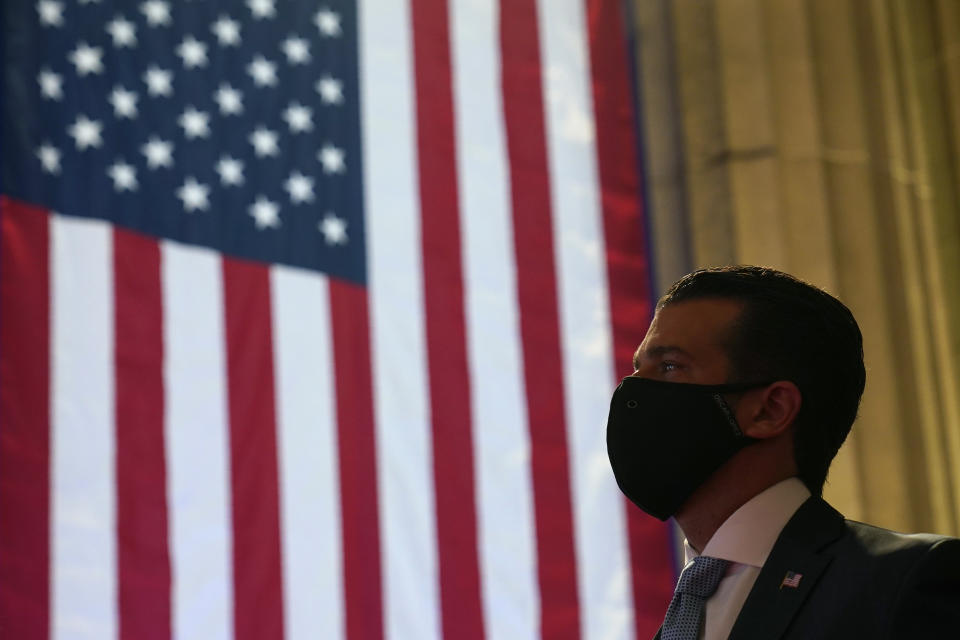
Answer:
631;298;743;385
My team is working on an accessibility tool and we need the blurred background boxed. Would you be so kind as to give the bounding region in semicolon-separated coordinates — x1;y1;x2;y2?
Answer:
1;1;958;639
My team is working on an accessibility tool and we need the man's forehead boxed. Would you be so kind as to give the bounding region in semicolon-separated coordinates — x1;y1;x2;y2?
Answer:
640;298;743;350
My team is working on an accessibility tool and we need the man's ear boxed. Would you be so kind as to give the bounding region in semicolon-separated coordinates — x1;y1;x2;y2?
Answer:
738;381;801;439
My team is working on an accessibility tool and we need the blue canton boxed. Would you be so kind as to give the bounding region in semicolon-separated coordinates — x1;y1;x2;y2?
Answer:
3;0;366;283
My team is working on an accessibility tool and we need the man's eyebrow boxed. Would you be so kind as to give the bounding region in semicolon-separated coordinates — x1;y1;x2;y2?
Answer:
633;345;693;369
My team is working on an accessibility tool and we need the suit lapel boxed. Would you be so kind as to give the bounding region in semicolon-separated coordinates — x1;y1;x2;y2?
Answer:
727;497;846;640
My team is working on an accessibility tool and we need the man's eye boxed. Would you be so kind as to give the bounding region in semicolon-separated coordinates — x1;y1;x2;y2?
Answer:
659;361;679;373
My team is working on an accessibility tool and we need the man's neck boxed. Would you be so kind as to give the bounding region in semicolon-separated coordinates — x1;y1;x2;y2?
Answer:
675;443;798;552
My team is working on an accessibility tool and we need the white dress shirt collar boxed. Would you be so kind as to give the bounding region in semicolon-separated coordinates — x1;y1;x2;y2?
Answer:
684;477;811;567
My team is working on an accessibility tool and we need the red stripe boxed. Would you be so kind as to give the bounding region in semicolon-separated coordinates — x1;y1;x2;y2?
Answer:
0;198;50;640
222;258;286;640
500;5;582;638
410;0;486;636
328;280;384;640
583;0;675;635
113;228;171;640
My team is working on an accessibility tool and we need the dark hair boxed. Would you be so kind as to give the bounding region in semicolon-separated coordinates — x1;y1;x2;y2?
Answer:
658;265;865;495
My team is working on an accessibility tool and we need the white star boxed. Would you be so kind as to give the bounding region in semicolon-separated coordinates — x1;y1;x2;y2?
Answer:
318;144;345;173
36;143;61;174
141;137;173;169
143;66;173;96
249;196;280;229
38;69;63;100
37;1;65;27
216;156;244;186
319;213;348;244
107;161;138;192
211;15;241;46
281;37;310;64
106;16;137;47
214;84;243;116
316;75;343;105
141;1;172;27
283;103;313;133
315;8;342;37
284;171;315;204
176;35;208;69
178;107;210;139
109;86;138;118
67;115;103;150
249;126;279;157
69;42;104;75
247;55;277;87
177;177;210;212
247;0;276;19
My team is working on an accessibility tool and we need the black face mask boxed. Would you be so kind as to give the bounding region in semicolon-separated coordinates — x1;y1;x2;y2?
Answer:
606;376;769;521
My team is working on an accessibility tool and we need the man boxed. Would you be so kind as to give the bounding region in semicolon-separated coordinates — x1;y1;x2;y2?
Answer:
606;266;960;639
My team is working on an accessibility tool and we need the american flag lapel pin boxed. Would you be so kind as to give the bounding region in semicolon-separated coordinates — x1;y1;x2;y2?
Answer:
780;571;803;589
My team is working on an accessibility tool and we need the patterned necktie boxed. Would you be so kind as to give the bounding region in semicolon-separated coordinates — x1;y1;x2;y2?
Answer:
661;555;730;640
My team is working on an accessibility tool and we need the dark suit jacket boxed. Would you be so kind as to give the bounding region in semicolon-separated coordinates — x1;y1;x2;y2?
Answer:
656;496;960;639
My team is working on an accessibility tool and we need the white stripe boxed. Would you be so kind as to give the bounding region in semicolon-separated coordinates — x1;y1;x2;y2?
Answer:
450;1;540;639
271;266;344;640
359;1;441;639
50;215;117;640
163;242;233;640
537;1;635;638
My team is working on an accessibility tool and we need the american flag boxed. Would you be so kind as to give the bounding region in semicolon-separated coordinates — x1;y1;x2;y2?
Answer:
780;571;803;590
0;1;674;638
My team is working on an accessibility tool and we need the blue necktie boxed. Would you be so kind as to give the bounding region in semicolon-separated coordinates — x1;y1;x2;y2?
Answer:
661;555;730;640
